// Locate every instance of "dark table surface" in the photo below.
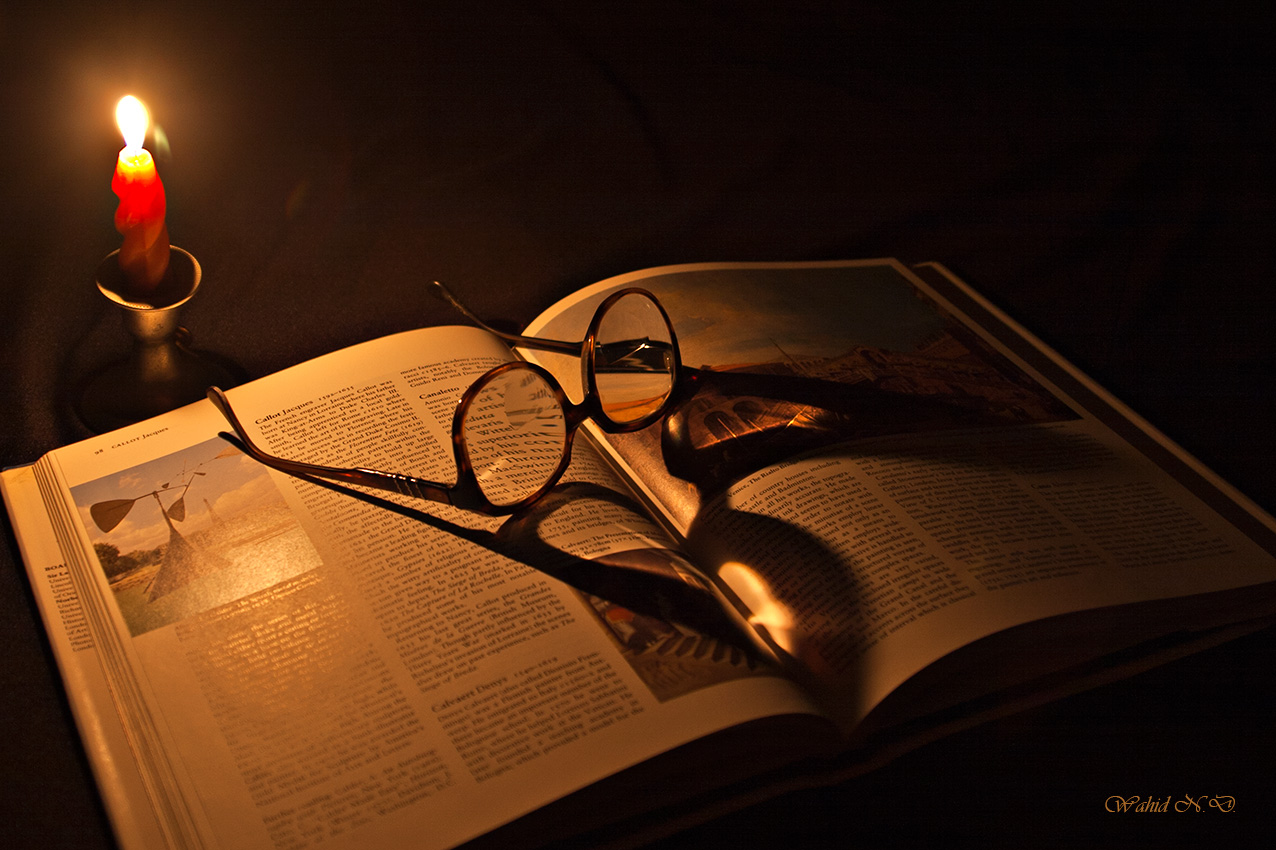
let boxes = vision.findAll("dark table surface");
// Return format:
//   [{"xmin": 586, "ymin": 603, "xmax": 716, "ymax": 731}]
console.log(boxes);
[{"xmin": 4, "ymin": 2, "xmax": 1275, "ymax": 848}]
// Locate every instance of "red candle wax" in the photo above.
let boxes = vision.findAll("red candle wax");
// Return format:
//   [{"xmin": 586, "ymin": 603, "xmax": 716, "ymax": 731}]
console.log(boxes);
[{"xmin": 112, "ymin": 96, "xmax": 170, "ymax": 294}]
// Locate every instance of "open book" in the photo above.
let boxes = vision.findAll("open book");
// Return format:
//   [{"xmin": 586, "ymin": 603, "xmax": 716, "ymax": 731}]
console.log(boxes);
[{"xmin": 6, "ymin": 259, "xmax": 1276, "ymax": 850}]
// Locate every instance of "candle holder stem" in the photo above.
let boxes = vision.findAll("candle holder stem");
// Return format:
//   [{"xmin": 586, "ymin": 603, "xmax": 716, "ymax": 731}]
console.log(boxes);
[{"xmin": 78, "ymin": 247, "xmax": 243, "ymax": 433}]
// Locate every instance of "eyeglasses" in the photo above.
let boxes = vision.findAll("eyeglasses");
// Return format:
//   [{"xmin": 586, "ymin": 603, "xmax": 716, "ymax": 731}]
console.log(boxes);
[{"xmin": 207, "ymin": 283, "xmax": 681, "ymax": 515}]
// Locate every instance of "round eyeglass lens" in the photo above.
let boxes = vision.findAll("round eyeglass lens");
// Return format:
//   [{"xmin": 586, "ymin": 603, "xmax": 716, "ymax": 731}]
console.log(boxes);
[
  {"xmin": 591, "ymin": 292, "xmax": 675, "ymax": 426},
  {"xmin": 462, "ymin": 366, "xmax": 567, "ymax": 507}
]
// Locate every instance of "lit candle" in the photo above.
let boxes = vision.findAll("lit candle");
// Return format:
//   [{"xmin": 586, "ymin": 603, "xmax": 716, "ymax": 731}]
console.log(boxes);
[{"xmin": 112, "ymin": 95, "xmax": 170, "ymax": 294}]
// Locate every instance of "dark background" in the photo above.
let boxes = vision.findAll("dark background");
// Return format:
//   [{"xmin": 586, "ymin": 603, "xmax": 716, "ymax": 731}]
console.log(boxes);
[{"xmin": 3, "ymin": 1, "xmax": 1274, "ymax": 847}]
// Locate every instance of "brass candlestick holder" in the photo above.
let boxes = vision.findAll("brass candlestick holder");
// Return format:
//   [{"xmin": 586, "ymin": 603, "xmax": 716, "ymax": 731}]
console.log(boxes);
[{"xmin": 77, "ymin": 246, "xmax": 242, "ymax": 433}]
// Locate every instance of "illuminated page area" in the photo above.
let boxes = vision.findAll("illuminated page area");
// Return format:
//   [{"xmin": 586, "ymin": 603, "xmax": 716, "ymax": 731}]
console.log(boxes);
[{"xmin": 47, "ymin": 325, "xmax": 823, "ymax": 850}]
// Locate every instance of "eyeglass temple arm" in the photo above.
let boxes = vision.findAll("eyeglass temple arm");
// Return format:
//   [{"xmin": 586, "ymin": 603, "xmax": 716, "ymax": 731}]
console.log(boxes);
[
  {"xmin": 206, "ymin": 387, "xmax": 455, "ymax": 507},
  {"xmin": 429, "ymin": 280, "xmax": 582, "ymax": 357}
]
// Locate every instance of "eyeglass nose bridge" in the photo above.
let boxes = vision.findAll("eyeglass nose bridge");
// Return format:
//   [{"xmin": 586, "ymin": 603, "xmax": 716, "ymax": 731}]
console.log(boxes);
[{"xmin": 433, "ymin": 281, "xmax": 681, "ymax": 436}]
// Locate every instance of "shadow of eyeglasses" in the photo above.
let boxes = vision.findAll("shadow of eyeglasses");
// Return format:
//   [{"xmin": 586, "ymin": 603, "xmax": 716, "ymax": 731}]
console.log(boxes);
[{"xmin": 661, "ymin": 365, "xmax": 1055, "ymax": 494}]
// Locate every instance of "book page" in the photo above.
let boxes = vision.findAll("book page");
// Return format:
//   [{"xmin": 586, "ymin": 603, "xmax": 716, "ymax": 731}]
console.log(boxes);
[
  {"xmin": 29, "ymin": 324, "xmax": 826, "ymax": 850},
  {"xmin": 693, "ymin": 423, "xmax": 1276, "ymax": 728},
  {"xmin": 523, "ymin": 260, "xmax": 1276, "ymax": 732},
  {"xmin": 0, "ymin": 465, "xmax": 168, "ymax": 850}
]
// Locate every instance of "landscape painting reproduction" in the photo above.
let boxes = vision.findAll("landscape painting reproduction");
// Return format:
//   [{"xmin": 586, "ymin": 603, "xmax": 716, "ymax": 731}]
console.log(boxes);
[
  {"xmin": 577, "ymin": 264, "xmax": 1079, "ymax": 497},
  {"xmin": 71, "ymin": 437, "xmax": 324, "ymax": 636}
]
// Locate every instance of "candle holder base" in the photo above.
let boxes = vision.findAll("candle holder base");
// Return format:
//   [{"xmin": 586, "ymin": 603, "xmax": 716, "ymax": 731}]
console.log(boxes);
[{"xmin": 77, "ymin": 247, "xmax": 244, "ymax": 433}]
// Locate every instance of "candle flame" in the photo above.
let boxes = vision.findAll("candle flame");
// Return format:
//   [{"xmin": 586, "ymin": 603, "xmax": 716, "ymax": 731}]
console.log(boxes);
[{"xmin": 116, "ymin": 96, "xmax": 149, "ymax": 151}]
